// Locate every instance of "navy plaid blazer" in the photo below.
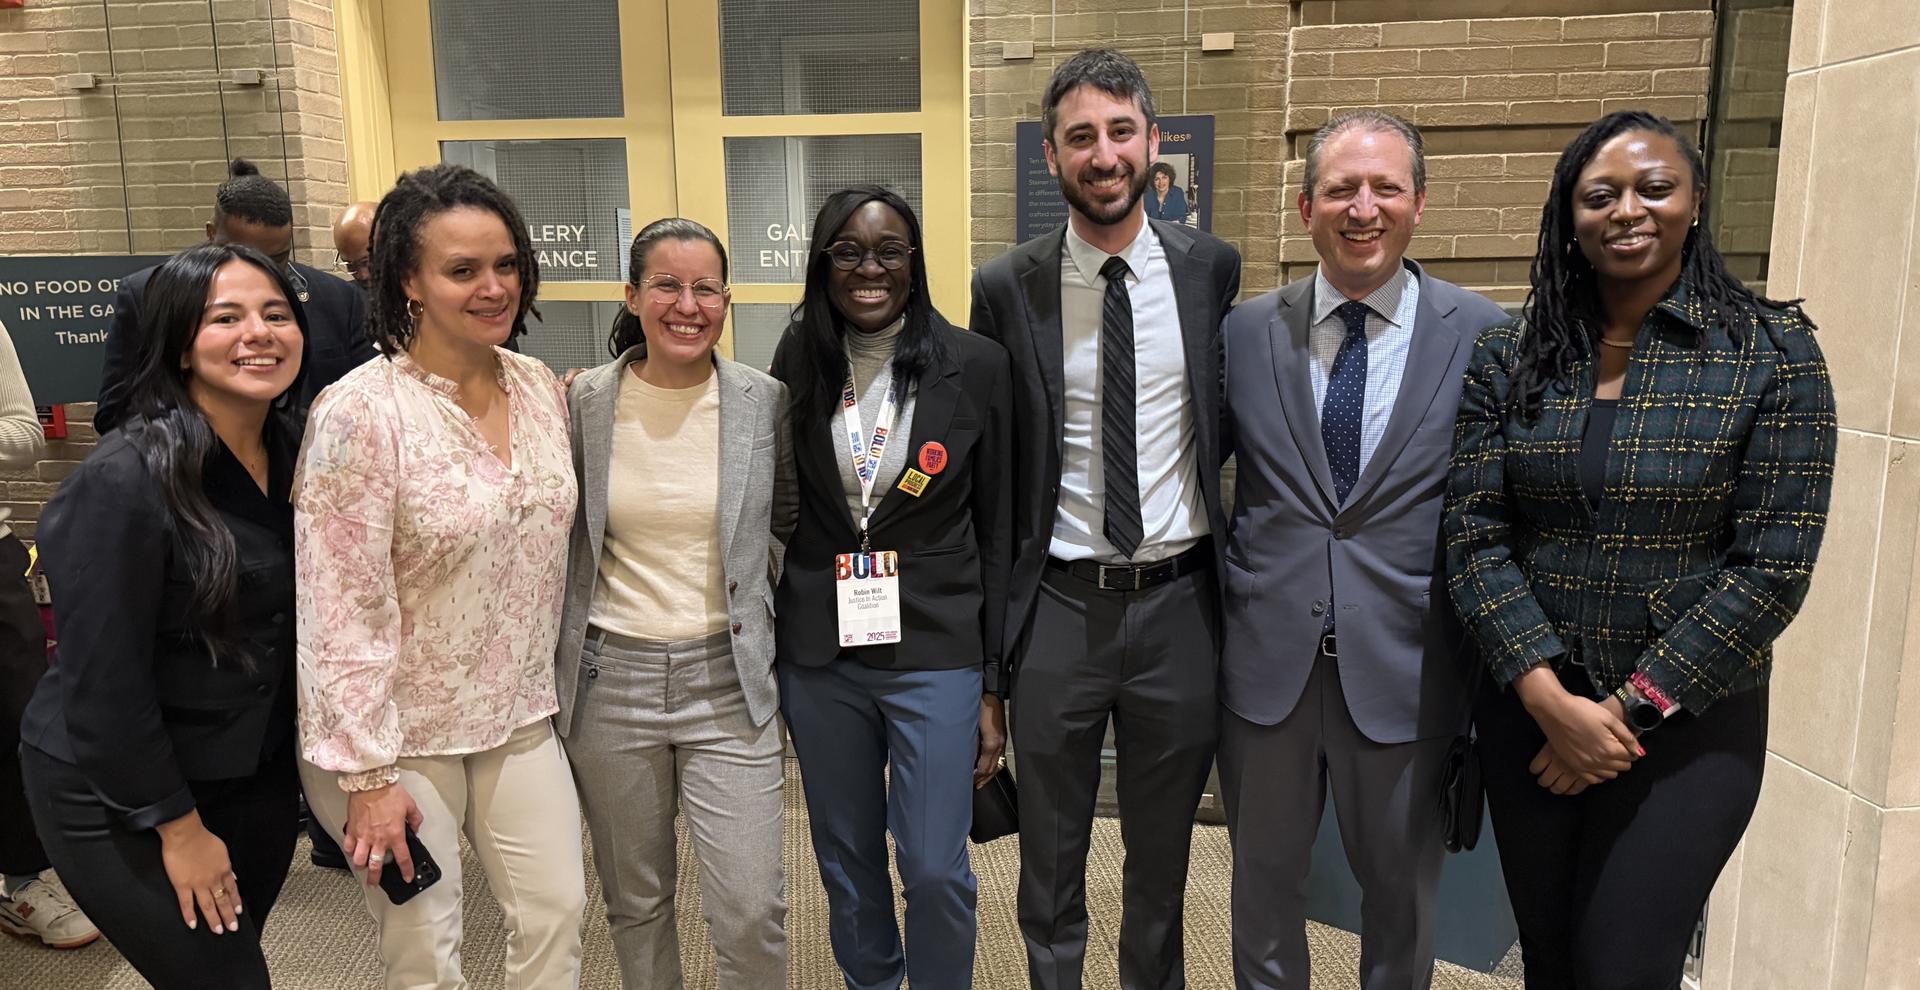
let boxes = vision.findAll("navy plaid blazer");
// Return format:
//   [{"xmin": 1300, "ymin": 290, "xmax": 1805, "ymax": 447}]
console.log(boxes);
[{"xmin": 1443, "ymin": 280, "xmax": 1837, "ymax": 713}]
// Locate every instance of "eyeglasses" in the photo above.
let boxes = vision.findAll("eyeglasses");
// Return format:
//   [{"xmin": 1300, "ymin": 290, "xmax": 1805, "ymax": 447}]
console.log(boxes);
[
  {"xmin": 334, "ymin": 253, "xmax": 371, "ymax": 278},
  {"xmin": 823, "ymin": 242, "xmax": 914, "ymax": 271},
  {"xmin": 641, "ymin": 275, "xmax": 729, "ymax": 309}
]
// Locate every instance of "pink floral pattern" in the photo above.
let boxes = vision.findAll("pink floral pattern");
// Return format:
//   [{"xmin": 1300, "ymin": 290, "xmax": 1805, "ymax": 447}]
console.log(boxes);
[{"xmin": 295, "ymin": 349, "xmax": 576, "ymax": 790}]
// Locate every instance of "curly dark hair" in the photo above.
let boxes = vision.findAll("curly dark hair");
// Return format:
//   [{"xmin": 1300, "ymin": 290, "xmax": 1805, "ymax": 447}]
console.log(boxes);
[
  {"xmin": 1511, "ymin": 110, "xmax": 1802, "ymax": 421},
  {"xmin": 1148, "ymin": 161, "xmax": 1176, "ymax": 184},
  {"xmin": 365, "ymin": 164, "xmax": 539, "ymax": 356},
  {"xmin": 608, "ymin": 217, "xmax": 729, "ymax": 357},
  {"xmin": 1042, "ymin": 48, "xmax": 1157, "ymax": 145},
  {"xmin": 213, "ymin": 158, "xmax": 293, "ymax": 228}
]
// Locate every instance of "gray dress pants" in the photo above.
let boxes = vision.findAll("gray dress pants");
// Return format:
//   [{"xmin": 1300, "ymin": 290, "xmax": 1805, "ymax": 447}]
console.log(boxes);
[{"xmin": 564, "ymin": 628, "xmax": 787, "ymax": 990}]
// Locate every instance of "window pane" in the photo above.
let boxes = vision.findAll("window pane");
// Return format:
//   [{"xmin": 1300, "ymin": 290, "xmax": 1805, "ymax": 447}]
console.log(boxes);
[
  {"xmin": 522, "ymin": 301, "xmax": 624, "ymax": 376},
  {"xmin": 432, "ymin": 0, "xmax": 622, "ymax": 120},
  {"xmin": 442, "ymin": 139, "xmax": 630, "ymax": 284},
  {"xmin": 729, "ymin": 302, "xmax": 796, "ymax": 372},
  {"xmin": 719, "ymin": 0, "xmax": 918, "ymax": 116},
  {"xmin": 723, "ymin": 135, "xmax": 922, "ymax": 284}
]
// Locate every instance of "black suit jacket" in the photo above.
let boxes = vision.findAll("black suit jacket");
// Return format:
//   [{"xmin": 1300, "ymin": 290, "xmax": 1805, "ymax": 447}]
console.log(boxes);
[
  {"xmin": 769, "ymin": 316, "xmax": 1015, "ymax": 695},
  {"xmin": 969, "ymin": 220, "xmax": 1241, "ymax": 666},
  {"xmin": 94, "ymin": 260, "xmax": 374, "ymax": 433},
  {"xmin": 19, "ymin": 428, "xmax": 298, "ymax": 830}
]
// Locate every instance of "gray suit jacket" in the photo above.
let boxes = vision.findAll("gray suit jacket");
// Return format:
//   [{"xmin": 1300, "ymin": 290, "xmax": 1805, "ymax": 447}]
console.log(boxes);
[
  {"xmin": 553, "ymin": 346, "xmax": 797, "ymax": 735},
  {"xmin": 1220, "ymin": 259, "xmax": 1507, "ymax": 744}
]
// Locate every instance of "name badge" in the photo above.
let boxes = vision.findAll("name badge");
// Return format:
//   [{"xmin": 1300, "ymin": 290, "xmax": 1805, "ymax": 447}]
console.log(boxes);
[{"xmin": 836, "ymin": 550, "xmax": 903, "ymax": 647}]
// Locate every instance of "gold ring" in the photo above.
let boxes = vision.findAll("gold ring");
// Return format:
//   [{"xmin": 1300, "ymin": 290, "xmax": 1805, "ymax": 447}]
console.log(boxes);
[{"xmin": 213, "ymin": 887, "xmax": 228, "ymax": 899}]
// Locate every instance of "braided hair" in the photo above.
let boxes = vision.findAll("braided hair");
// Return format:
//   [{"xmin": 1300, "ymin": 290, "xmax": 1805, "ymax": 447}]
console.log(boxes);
[
  {"xmin": 1512, "ymin": 110, "xmax": 1802, "ymax": 421},
  {"xmin": 213, "ymin": 158, "xmax": 293, "ymax": 228},
  {"xmin": 364, "ymin": 164, "xmax": 539, "ymax": 356}
]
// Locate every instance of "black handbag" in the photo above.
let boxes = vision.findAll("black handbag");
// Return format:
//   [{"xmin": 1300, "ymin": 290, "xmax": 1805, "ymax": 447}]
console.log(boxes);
[
  {"xmin": 970, "ymin": 763, "xmax": 1019, "ymax": 844},
  {"xmin": 1440, "ymin": 653, "xmax": 1487, "ymax": 854}
]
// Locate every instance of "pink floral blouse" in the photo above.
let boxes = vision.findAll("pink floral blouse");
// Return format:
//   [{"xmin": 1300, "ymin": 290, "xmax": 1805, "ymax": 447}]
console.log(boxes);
[{"xmin": 294, "ymin": 349, "xmax": 576, "ymax": 791}]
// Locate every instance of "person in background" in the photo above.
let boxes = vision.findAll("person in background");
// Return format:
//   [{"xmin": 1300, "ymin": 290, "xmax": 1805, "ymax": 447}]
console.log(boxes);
[
  {"xmin": 970, "ymin": 49, "xmax": 1240, "ymax": 990},
  {"xmin": 96, "ymin": 159, "xmax": 374, "ymax": 434},
  {"xmin": 18, "ymin": 242, "xmax": 310, "ymax": 988},
  {"xmin": 1216, "ymin": 109, "xmax": 1507, "ymax": 990},
  {"xmin": 1445, "ymin": 110, "xmax": 1837, "ymax": 989},
  {"xmin": 1143, "ymin": 161, "xmax": 1188, "ymax": 224},
  {"xmin": 331, "ymin": 201, "xmax": 378, "ymax": 290},
  {"xmin": 0, "ymin": 318, "xmax": 100, "ymax": 951},
  {"xmin": 771, "ymin": 185, "xmax": 1012, "ymax": 990},
  {"xmin": 555, "ymin": 217, "xmax": 795, "ymax": 989},
  {"xmin": 294, "ymin": 163, "xmax": 585, "ymax": 990}
]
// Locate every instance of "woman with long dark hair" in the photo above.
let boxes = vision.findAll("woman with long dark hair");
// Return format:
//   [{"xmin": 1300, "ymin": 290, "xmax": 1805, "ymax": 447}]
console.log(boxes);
[
  {"xmin": 18, "ymin": 242, "xmax": 309, "ymax": 988},
  {"xmin": 1444, "ymin": 111, "xmax": 1837, "ymax": 988},
  {"xmin": 294, "ymin": 163, "xmax": 585, "ymax": 989},
  {"xmin": 770, "ymin": 186, "xmax": 1013, "ymax": 989},
  {"xmin": 553, "ymin": 217, "xmax": 795, "ymax": 988}
]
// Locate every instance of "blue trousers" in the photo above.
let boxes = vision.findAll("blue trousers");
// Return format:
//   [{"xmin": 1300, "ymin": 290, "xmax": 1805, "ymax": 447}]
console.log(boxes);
[{"xmin": 779, "ymin": 660, "xmax": 981, "ymax": 990}]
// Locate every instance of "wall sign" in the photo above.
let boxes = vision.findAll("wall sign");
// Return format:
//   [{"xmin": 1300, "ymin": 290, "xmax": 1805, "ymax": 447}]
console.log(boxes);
[
  {"xmin": 1016, "ymin": 114, "xmax": 1216, "ymax": 242},
  {"xmin": 0, "ymin": 255, "xmax": 167, "ymax": 404}
]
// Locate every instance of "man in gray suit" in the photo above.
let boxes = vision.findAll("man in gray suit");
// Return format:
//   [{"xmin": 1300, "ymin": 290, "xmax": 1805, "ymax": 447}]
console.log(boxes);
[{"xmin": 1217, "ymin": 110, "xmax": 1507, "ymax": 990}]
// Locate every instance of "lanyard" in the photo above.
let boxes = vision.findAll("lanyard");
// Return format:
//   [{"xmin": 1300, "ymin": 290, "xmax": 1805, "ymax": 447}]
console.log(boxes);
[{"xmin": 843, "ymin": 363, "xmax": 902, "ymax": 551}]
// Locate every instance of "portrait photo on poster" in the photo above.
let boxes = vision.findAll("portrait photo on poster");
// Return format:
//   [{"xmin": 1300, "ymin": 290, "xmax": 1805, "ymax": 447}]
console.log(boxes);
[{"xmin": 1015, "ymin": 114, "xmax": 1215, "ymax": 242}]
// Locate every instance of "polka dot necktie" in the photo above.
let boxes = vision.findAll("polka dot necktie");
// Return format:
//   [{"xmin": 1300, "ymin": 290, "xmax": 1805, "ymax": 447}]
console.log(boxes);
[
  {"xmin": 1322, "ymin": 300, "xmax": 1370, "ymax": 504},
  {"xmin": 1099, "ymin": 255, "xmax": 1143, "ymax": 559}
]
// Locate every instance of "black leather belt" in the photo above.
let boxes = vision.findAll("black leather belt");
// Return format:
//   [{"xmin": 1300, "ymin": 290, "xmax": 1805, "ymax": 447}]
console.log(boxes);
[
  {"xmin": 1320, "ymin": 633, "xmax": 1338, "ymax": 658},
  {"xmin": 1046, "ymin": 542, "xmax": 1210, "ymax": 593}
]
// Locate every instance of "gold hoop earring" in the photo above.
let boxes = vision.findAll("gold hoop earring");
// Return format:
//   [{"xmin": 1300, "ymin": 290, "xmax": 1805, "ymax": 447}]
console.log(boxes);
[{"xmin": 405, "ymin": 298, "xmax": 424, "ymax": 326}]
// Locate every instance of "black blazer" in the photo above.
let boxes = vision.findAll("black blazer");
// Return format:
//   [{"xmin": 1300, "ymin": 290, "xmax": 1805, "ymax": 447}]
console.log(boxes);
[
  {"xmin": 95, "ymin": 260, "xmax": 375, "ymax": 434},
  {"xmin": 769, "ymin": 316, "xmax": 1015, "ymax": 695},
  {"xmin": 18, "ymin": 428, "xmax": 298, "ymax": 831},
  {"xmin": 969, "ymin": 220, "xmax": 1241, "ymax": 664}
]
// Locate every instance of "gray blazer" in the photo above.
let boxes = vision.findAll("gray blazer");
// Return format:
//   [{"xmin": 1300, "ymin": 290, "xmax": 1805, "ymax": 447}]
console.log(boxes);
[
  {"xmin": 553, "ymin": 345, "xmax": 797, "ymax": 735},
  {"xmin": 1220, "ymin": 259, "xmax": 1508, "ymax": 744}
]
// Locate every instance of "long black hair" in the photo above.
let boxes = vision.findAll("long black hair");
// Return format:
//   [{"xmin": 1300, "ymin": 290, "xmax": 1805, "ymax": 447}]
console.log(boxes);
[
  {"xmin": 365, "ymin": 164, "xmax": 539, "ymax": 356},
  {"xmin": 608, "ymin": 217, "xmax": 729, "ymax": 357},
  {"xmin": 780, "ymin": 186, "xmax": 945, "ymax": 431},
  {"xmin": 1513, "ymin": 110, "xmax": 1802, "ymax": 421},
  {"xmin": 119, "ymin": 242, "xmax": 311, "ymax": 670}
]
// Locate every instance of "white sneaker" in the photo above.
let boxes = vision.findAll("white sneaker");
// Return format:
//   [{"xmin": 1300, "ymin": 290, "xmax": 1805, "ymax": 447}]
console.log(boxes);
[{"xmin": 0, "ymin": 872, "xmax": 101, "ymax": 949}]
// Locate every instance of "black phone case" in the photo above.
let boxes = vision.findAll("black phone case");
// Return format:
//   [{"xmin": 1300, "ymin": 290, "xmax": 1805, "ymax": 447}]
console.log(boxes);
[{"xmin": 371, "ymin": 825, "xmax": 441, "ymax": 906}]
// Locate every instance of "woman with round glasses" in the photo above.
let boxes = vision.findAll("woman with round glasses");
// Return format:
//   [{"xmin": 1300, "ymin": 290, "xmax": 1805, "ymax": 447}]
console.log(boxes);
[
  {"xmin": 769, "ymin": 186, "xmax": 1013, "ymax": 989},
  {"xmin": 554, "ymin": 218, "xmax": 796, "ymax": 989}
]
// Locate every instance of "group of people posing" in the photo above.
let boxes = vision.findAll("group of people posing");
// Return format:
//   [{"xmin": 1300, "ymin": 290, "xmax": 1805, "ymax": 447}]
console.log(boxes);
[{"xmin": 7, "ymin": 46, "xmax": 1833, "ymax": 990}]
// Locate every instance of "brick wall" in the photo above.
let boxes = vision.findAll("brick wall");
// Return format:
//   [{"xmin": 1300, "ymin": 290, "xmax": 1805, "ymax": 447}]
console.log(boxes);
[
  {"xmin": 0, "ymin": 0, "xmax": 347, "ymax": 537},
  {"xmin": 968, "ymin": 1, "xmax": 1720, "ymax": 306},
  {"xmin": 1708, "ymin": 1, "xmax": 1790, "ymax": 286}
]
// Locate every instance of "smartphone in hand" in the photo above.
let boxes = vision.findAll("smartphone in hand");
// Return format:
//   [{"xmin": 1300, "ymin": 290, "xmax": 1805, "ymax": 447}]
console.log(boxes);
[{"xmin": 351, "ymin": 823, "xmax": 442, "ymax": 905}]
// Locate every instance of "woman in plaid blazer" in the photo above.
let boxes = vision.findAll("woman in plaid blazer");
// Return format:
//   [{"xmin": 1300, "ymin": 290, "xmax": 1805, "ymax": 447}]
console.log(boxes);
[{"xmin": 1444, "ymin": 111, "xmax": 1836, "ymax": 989}]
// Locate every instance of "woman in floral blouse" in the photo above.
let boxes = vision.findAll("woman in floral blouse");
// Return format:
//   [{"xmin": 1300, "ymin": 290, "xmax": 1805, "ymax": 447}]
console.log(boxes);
[{"xmin": 293, "ymin": 164, "xmax": 584, "ymax": 989}]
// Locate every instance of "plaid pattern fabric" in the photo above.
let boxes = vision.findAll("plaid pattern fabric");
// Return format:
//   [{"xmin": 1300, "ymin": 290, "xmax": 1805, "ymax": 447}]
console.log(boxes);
[{"xmin": 1443, "ymin": 280, "xmax": 1837, "ymax": 713}]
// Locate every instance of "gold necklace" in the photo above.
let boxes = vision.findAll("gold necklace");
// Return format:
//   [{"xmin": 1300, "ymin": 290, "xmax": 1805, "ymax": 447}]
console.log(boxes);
[{"xmin": 1598, "ymin": 336, "xmax": 1636, "ymax": 349}]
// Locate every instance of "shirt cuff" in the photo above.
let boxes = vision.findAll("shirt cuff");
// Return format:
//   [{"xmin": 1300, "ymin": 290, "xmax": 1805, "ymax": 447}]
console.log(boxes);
[
  {"xmin": 338, "ymin": 765, "xmax": 401, "ymax": 793},
  {"xmin": 120, "ymin": 786, "xmax": 199, "ymax": 833}
]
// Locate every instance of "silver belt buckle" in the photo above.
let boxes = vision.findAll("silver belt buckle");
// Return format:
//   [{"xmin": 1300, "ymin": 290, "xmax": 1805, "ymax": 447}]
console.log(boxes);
[
  {"xmin": 1097, "ymin": 564, "xmax": 1139, "ymax": 592},
  {"xmin": 1320, "ymin": 633, "xmax": 1338, "ymax": 657}
]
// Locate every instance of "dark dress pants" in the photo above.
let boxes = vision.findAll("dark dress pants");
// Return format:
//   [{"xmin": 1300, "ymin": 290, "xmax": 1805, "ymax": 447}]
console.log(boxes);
[
  {"xmin": 1012, "ymin": 563, "xmax": 1219, "ymax": 990},
  {"xmin": 781, "ymin": 660, "xmax": 981, "ymax": 990},
  {"xmin": 1477, "ymin": 669, "xmax": 1766, "ymax": 990},
  {"xmin": 0, "ymin": 532, "xmax": 50, "ymax": 878},
  {"xmin": 21, "ymin": 743, "xmax": 299, "ymax": 989},
  {"xmin": 1219, "ymin": 650, "xmax": 1451, "ymax": 990}
]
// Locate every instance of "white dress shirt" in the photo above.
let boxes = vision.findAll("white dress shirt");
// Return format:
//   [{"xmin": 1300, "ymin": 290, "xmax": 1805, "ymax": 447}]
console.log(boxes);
[
  {"xmin": 1308, "ymin": 262, "xmax": 1421, "ymax": 484},
  {"xmin": 1052, "ymin": 219, "xmax": 1208, "ymax": 563}
]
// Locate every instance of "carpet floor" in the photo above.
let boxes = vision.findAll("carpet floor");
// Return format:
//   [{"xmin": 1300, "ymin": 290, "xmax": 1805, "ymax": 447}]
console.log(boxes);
[{"xmin": 2, "ymin": 760, "xmax": 1524, "ymax": 989}]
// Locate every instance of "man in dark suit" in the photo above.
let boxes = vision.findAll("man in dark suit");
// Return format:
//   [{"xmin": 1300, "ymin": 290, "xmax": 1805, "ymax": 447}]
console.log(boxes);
[
  {"xmin": 1217, "ymin": 110, "xmax": 1507, "ymax": 990},
  {"xmin": 970, "ymin": 49, "xmax": 1240, "ymax": 990},
  {"xmin": 94, "ymin": 159, "xmax": 374, "ymax": 434}
]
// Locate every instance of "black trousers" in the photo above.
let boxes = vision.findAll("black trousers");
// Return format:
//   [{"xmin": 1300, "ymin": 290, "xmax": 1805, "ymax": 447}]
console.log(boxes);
[
  {"xmin": 0, "ymin": 532, "xmax": 50, "ymax": 878},
  {"xmin": 20, "ymin": 744, "xmax": 299, "ymax": 989},
  {"xmin": 1476, "ymin": 669, "xmax": 1766, "ymax": 990},
  {"xmin": 1012, "ymin": 562, "xmax": 1219, "ymax": 990}
]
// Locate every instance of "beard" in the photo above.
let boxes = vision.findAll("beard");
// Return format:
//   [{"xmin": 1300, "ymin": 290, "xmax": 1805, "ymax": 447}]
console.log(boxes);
[{"xmin": 1058, "ymin": 161, "xmax": 1148, "ymax": 227}]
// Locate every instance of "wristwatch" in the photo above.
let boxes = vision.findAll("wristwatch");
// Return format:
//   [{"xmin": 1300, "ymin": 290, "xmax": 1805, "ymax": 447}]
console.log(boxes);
[{"xmin": 1613, "ymin": 684, "xmax": 1665, "ymax": 737}]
